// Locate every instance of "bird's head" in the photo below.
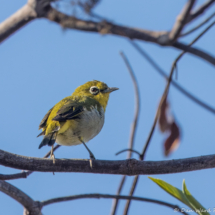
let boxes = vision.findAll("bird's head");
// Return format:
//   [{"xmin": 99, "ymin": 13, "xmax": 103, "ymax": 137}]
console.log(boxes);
[{"xmin": 72, "ymin": 80, "xmax": 118, "ymax": 111}]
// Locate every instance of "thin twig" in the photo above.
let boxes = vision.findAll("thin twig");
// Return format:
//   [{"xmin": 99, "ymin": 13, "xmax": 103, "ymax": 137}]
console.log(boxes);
[
  {"xmin": 110, "ymin": 176, "xmax": 126, "ymax": 215},
  {"xmin": 115, "ymin": 149, "xmax": 141, "ymax": 157},
  {"xmin": 169, "ymin": 0, "xmax": 196, "ymax": 42},
  {"xmin": 40, "ymin": 193, "xmax": 188, "ymax": 215},
  {"xmin": 0, "ymin": 145, "xmax": 60, "ymax": 180},
  {"xmin": 123, "ymin": 21, "xmax": 215, "ymax": 215},
  {"xmin": 181, "ymin": 12, "xmax": 215, "ymax": 37},
  {"xmin": 123, "ymin": 176, "xmax": 139, "ymax": 215},
  {"xmin": 120, "ymin": 52, "xmax": 140, "ymax": 159},
  {"xmin": 130, "ymin": 41, "xmax": 215, "ymax": 114},
  {"xmin": 110, "ymin": 52, "xmax": 140, "ymax": 215},
  {"xmin": 187, "ymin": 0, "xmax": 215, "ymax": 23},
  {"xmin": 123, "ymin": 35, "xmax": 177, "ymax": 215}
]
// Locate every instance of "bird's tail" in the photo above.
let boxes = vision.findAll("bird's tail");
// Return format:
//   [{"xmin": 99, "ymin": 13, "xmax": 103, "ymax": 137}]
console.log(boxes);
[{"xmin": 38, "ymin": 132, "xmax": 57, "ymax": 149}]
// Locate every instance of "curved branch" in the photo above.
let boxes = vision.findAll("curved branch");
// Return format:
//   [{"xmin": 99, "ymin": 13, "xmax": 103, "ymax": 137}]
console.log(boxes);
[
  {"xmin": 130, "ymin": 41, "xmax": 215, "ymax": 114},
  {"xmin": 1, "ymin": 149, "xmax": 215, "ymax": 175},
  {"xmin": 40, "ymin": 193, "xmax": 188, "ymax": 215},
  {"xmin": 1, "ymin": 3, "xmax": 215, "ymax": 65},
  {"xmin": 123, "ymin": 23, "xmax": 215, "ymax": 214},
  {"xmin": 115, "ymin": 149, "xmax": 141, "ymax": 157},
  {"xmin": 46, "ymin": 7, "xmax": 215, "ymax": 66},
  {"xmin": 120, "ymin": 52, "xmax": 140, "ymax": 159},
  {"xmin": 0, "ymin": 180, "xmax": 42, "ymax": 215},
  {"xmin": 111, "ymin": 52, "xmax": 140, "ymax": 215}
]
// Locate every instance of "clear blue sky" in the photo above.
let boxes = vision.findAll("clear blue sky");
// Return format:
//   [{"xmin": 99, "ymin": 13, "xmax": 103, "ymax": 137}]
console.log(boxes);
[{"xmin": 1, "ymin": 0, "xmax": 215, "ymax": 214}]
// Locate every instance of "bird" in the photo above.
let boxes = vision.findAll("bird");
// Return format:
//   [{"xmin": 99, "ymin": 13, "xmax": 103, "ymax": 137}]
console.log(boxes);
[{"xmin": 37, "ymin": 80, "xmax": 118, "ymax": 164}]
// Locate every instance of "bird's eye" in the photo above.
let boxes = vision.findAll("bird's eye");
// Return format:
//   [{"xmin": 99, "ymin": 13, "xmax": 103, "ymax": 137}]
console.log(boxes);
[{"xmin": 90, "ymin": 86, "xmax": 99, "ymax": 95}]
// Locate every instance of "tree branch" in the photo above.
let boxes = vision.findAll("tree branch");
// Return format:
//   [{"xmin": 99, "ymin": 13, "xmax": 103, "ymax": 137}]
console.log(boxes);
[
  {"xmin": 40, "ymin": 193, "xmax": 188, "ymax": 215},
  {"xmin": 123, "ymin": 22, "xmax": 215, "ymax": 214},
  {"xmin": 0, "ymin": 2, "xmax": 36, "ymax": 43},
  {"xmin": 169, "ymin": 0, "xmax": 196, "ymax": 42},
  {"xmin": 0, "ymin": 180, "xmax": 42, "ymax": 215},
  {"xmin": 187, "ymin": 0, "xmax": 215, "ymax": 23},
  {"xmin": 0, "ymin": 145, "xmax": 60, "ymax": 180},
  {"xmin": 1, "ymin": 149, "xmax": 215, "ymax": 175},
  {"xmin": 46, "ymin": 7, "xmax": 215, "ymax": 66},
  {"xmin": 120, "ymin": 52, "xmax": 140, "ymax": 159},
  {"xmin": 181, "ymin": 12, "xmax": 215, "ymax": 37},
  {"xmin": 110, "ymin": 52, "xmax": 141, "ymax": 215},
  {"xmin": 130, "ymin": 41, "xmax": 215, "ymax": 115},
  {"xmin": 1, "ymin": 2, "xmax": 214, "ymax": 66}
]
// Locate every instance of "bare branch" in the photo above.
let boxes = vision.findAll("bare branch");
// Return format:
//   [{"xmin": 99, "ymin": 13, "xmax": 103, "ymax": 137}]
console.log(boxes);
[
  {"xmin": 0, "ymin": 172, "xmax": 30, "ymax": 180},
  {"xmin": 1, "ymin": 149, "xmax": 215, "ymax": 175},
  {"xmin": 115, "ymin": 149, "xmax": 141, "ymax": 157},
  {"xmin": 110, "ymin": 176, "xmax": 126, "ymax": 215},
  {"xmin": 169, "ymin": 0, "xmax": 196, "ymax": 42},
  {"xmin": 1, "ymin": 3, "xmax": 215, "ymax": 65},
  {"xmin": 130, "ymin": 41, "xmax": 215, "ymax": 114},
  {"xmin": 123, "ymin": 21, "xmax": 215, "ymax": 214},
  {"xmin": 0, "ymin": 180, "xmax": 42, "ymax": 215},
  {"xmin": 46, "ymin": 7, "xmax": 215, "ymax": 66},
  {"xmin": 120, "ymin": 52, "xmax": 140, "ymax": 159},
  {"xmin": 187, "ymin": 0, "xmax": 215, "ymax": 23},
  {"xmin": 172, "ymin": 41, "xmax": 215, "ymax": 66},
  {"xmin": 123, "ymin": 25, "xmax": 178, "ymax": 214},
  {"xmin": 110, "ymin": 52, "xmax": 140, "ymax": 215},
  {"xmin": 123, "ymin": 175, "xmax": 139, "ymax": 215},
  {"xmin": 0, "ymin": 145, "xmax": 60, "ymax": 180},
  {"xmin": 40, "ymin": 193, "xmax": 188, "ymax": 215},
  {"xmin": 0, "ymin": 3, "xmax": 36, "ymax": 43},
  {"xmin": 181, "ymin": 12, "xmax": 215, "ymax": 37}
]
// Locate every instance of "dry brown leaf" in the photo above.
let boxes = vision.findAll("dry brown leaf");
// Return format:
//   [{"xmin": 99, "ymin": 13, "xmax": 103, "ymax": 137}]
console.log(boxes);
[
  {"xmin": 158, "ymin": 98, "xmax": 171, "ymax": 132},
  {"xmin": 164, "ymin": 122, "xmax": 180, "ymax": 156},
  {"xmin": 158, "ymin": 98, "xmax": 181, "ymax": 156}
]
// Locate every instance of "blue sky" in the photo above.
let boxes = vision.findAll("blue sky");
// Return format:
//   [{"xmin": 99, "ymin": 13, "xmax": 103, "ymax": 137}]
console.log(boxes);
[{"xmin": 0, "ymin": 0, "xmax": 215, "ymax": 214}]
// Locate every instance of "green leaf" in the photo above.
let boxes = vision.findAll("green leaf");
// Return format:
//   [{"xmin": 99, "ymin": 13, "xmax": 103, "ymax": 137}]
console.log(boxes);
[
  {"xmin": 182, "ymin": 180, "xmax": 209, "ymax": 215},
  {"xmin": 148, "ymin": 177, "xmax": 191, "ymax": 207}
]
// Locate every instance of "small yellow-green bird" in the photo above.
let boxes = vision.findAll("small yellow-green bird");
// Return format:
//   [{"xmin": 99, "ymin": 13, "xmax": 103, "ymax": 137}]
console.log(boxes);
[{"xmin": 37, "ymin": 80, "xmax": 118, "ymax": 163}]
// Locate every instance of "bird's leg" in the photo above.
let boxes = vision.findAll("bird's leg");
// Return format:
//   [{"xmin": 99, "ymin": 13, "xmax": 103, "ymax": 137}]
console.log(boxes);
[
  {"xmin": 79, "ymin": 137, "xmax": 95, "ymax": 168},
  {"xmin": 50, "ymin": 145, "xmax": 55, "ymax": 164}
]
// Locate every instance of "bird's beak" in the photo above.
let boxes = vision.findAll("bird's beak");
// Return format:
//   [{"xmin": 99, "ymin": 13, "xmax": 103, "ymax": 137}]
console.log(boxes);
[{"xmin": 103, "ymin": 87, "xmax": 119, "ymax": 93}]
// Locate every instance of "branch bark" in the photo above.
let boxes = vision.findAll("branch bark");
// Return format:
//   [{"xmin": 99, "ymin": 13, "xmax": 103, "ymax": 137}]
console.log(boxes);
[
  {"xmin": 0, "ymin": 145, "xmax": 60, "ymax": 180},
  {"xmin": 0, "ymin": 3, "xmax": 36, "ymax": 43},
  {"xmin": 187, "ymin": 0, "xmax": 215, "ymax": 23},
  {"xmin": 0, "ymin": 180, "xmax": 42, "ymax": 215},
  {"xmin": 1, "ymin": 149, "xmax": 215, "ymax": 175},
  {"xmin": 169, "ymin": 0, "xmax": 195, "ymax": 42},
  {"xmin": 1, "ymin": 2, "xmax": 214, "ymax": 66},
  {"xmin": 40, "ymin": 193, "xmax": 188, "ymax": 215},
  {"xmin": 110, "ymin": 52, "xmax": 140, "ymax": 215}
]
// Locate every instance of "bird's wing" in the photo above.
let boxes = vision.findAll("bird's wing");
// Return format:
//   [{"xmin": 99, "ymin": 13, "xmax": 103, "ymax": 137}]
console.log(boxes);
[
  {"xmin": 38, "ymin": 107, "xmax": 54, "ymax": 129},
  {"xmin": 52, "ymin": 101, "xmax": 84, "ymax": 122}
]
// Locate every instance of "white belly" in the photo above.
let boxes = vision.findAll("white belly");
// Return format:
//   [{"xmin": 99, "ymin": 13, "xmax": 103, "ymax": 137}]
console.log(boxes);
[{"xmin": 56, "ymin": 106, "xmax": 104, "ymax": 146}]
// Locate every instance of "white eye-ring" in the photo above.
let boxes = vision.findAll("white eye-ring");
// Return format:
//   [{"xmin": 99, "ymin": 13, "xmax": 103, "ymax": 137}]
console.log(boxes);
[{"xmin": 90, "ymin": 86, "xmax": 99, "ymax": 95}]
